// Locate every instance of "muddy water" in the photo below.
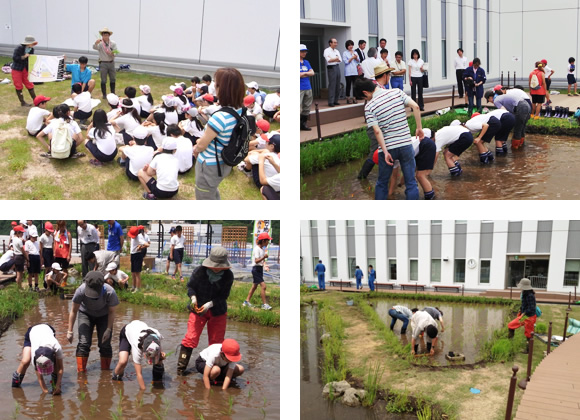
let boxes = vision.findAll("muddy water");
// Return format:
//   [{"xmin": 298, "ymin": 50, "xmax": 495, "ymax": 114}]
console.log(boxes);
[
  {"xmin": 300, "ymin": 305, "xmax": 415, "ymax": 420},
  {"xmin": 374, "ymin": 300, "xmax": 508, "ymax": 365},
  {"xmin": 0, "ymin": 297, "xmax": 279, "ymax": 419},
  {"xmin": 301, "ymin": 134, "xmax": 580, "ymax": 200}
]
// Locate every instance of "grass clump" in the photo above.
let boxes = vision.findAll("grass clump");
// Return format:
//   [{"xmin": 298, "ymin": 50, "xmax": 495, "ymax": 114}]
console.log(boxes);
[
  {"xmin": 481, "ymin": 328, "xmax": 526, "ymax": 362},
  {"xmin": 318, "ymin": 304, "xmax": 347, "ymax": 383},
  {"xmin": 385, "ymin": 389, "xmax": 413, "ymax": 413},
  {"xmin": 0, "ymin": 139, "xmax": 31, "ymax": 172},
  {"xmin": 0, "ymin": 285, "xmax": 39, "ymax": 320},
  {"xmin": 363, "ymin": 361, "xmax": 384, "ymax": 406},
  {"xmin": 535, "ymin": 322, "xmax": 547, "ymax": 334},
  {"xmin": 365, "ymin": 291, "xmax": 517, "ymax": 306}
]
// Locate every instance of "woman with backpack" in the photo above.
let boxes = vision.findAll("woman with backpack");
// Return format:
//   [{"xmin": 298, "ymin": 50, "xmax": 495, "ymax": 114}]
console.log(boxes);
[
  {"xmin": 36, "ymin": 104, "xmax": 84, "ymax": 158},
  {"xmin": 529, "ymin": 62, "xmax": 547, "ymax": 120},
  {"xmin": 193, "ymin": 67, "xmax": 247, "ymax": 200},
  {"xmin": 507, "ymin": 278, "xmax": 537, "ymax": 354}
]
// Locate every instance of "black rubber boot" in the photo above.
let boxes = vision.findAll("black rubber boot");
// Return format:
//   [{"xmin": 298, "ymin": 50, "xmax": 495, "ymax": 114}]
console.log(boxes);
[
  {"xmin": 101, "ymin": 82, "xmax": 107, "ymax": 98},
  {"xmin": 110, "ymin": 82, "xmax": 116, "ymax": 94},
  {"xmin": 112, "ymin": 373, "xmax": 124, "ymax": 381},
  {"xmin": 12, "ymin": 371, "xmax": 24, "ymax": 388},
  {"xmin": 414, "ymin": 344, "xmax": 419, "ymax": 354},
  {"xmin": 508, "ymin": 328, "xmax": 515, "ymax": 339},
  {"xmin": 426, "ymin": 342, "xmax": 432, "ymax": 353},
  {"xmin": 300, "ymin": 115, "xmax": 312, "ymax": 131},
  {"xmin": 400, "ymin": 328, "xmax": 407, "ymax": 334},
  {"xmin": 357, "ymin": 159, "xmax": 375, "ymax": 179},
  {"xmin": 152, "ymin": 363, "xmax": 164, "ymax": 382},
  {"xmin": 27, "ymin": 87, "xmax": 36, "ymax": 101},
  {"xmin": 176, "ymin": 345, "xmax": 193, "ymax": 376},
  {"xmin": 16, "ymin": 89, "xmax": 30, "ymax": 106}
]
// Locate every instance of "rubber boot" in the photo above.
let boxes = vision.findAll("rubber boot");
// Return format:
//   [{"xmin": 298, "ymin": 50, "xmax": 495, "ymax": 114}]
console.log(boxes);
[
  {"xmin": 400, "ymin": 327, "xmax": 407, "ymax": 334},
  {"xmin": 426, "ymin": 342, "xmax": 432, "ymax": 353},
  {"xmin": 424, "ymin": 190, "xmax": 435, "ymax": 200},
  {"xmin": 27, "ymin": 87, "xmax": 36, "ymax": 101},
  {"xmin": 100, "ymin": 357, "xmax": 112, "ymax": 370},
  {"xmin": 110, "ymin": 82, "xmax": 116, "ymax": 94},
  {"xmin": 11, "ymin": 371, "xmax": 24, "ymax": 388},
  {"xmin": 502, "ymin": 142, "xmax": 508, "ymax": 154},
  {"xmin": 520, "ymin": 136, "xmax": 525, "ymax": 147},
  {"xmin": 101, "ymin": 82, "xmax": 107, "ymax": 98},
  {"xmin": 176, "ymin": 345, "xmax": 193, "ymax": 376},
  {"xmin": 16, "ymin": 89, "xmax": 30, "ymax": 107},
  {"xmin": 76, "ymin": 356, "xmax": 88, "ymax": 373},
  {"xmin": 300, "ymin": 115, "xmax": 312, "ymax": 131},
  {"xmin": 563, "ymin": 107, "xmax": 570, "ymax": 118},
  {"xmin": 357, "ymin": 159, "xmax": 375, "ymax": 179},
  {"xmin": 112, "ymin": 372, "xmax": 124, "ymax": 381},
  {"xmin": 414, "ymin": 344, "xmax": 419, "ymax": 354},
  {"xmin": 507, "ymin": 328, "xmax": 515, "ymax": 339}
]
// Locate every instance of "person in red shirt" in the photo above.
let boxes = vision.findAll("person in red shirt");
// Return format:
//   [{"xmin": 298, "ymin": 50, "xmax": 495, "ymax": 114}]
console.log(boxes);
[{"xmin": 529, "ymin": 62, "xmax": 547, "ymax": 119}]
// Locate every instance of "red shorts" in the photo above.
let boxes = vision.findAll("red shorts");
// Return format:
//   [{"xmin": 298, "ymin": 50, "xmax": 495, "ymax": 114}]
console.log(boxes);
[
  {"xmin": 508, "ymin": 314, "xmax": 537, "ymax": 339},
  {"xmin": 12, "ymin": 68, "xmax": 34, "ymax": 90},
  {"xmin": 181, "ymin": 310, "xmax": 227, "ymax": 349}
]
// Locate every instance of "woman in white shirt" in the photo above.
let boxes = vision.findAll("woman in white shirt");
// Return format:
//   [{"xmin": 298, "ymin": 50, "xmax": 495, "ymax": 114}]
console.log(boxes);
[
  {"xmin": 84, "ymin": 109, "xmax": 117, "ymax": 166},
  {"xmin": 454, "ymin": 48, "xmax": 469, "ymax": 104},
  {"xmin": 408, "ymin": 49, "xmax": 425, "ymax": 111},
  {"xmin": 110, "ymin": 99, "xmax": 142, "ymax": 144},
  {"xmin": 342, "ymin": 40, "xmax": 360, "ymax": 104}
]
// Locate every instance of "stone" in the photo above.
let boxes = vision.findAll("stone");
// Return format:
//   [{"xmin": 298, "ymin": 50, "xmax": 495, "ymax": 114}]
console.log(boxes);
[
  {"xmin": 320, "ymin": 333, "xmax": 331, "ymax": 343},
  {"xmin": 322, "ymin": 380, "xmax": 351, "ymax": 397},
  {"xmin": 342, "ymin": 388, "xmax": 361, "ymax": 407},
  {"xmin": 354, "ymin": 388, "xmax": 367, "ymax": 400}
]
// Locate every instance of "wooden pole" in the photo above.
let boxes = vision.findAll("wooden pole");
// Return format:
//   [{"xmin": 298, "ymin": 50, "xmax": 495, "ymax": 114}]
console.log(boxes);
[
  {"xmin": 462, "ymin": 284, "xmax": 464, "ymax": 297},
  {"xmin": 568, "ymin": 292, "xmax": 572, "ymax": 310},
  {"xmin": 547, "ymin": 321, "xmax": 552, "ymax": 355},
  {"xmin": 510, "ymin": 286, "xmax": 512, "ymax": 300},
  {"xmin": 505, "ymin": 366, "xmax": 519, "ymax": 420},
  {"xmin": 514, "ymin": 71, "xmax": 517, "ymax": 86},
  {"xmin": 507, "ymin": 72, "xmax": 510, "ymax": 89},
  {"xmin": 518, "ymin": 338, "xmax": 534, "ymax": 390},
  {"xmin": 452, "ymin": 85, "xmax": 455, "ymax": 109},
  {"xmin": 501, "ymin": 71, "xmax": 504, "ymax": 87},
  {"xmin": 314, "ymin": 102, "xmax": 322, "ymax": 141},
  {"xmin": 563, "ymin": 309, "xmax": 570, "ymax": 342}
]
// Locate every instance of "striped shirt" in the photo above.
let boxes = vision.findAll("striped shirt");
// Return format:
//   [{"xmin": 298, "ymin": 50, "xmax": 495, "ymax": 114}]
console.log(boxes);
[
  {"xmin": 365, "ymin": 88, "xmax": 413, "ymax": 150},
  {"xmin": 198, "ymin": 108, "xmax": 242, "ymax": 166}
]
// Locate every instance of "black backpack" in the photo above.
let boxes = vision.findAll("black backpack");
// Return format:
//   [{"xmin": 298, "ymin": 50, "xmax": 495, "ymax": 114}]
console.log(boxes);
[{"xmin": 214, "ymin": 107, "xmax": 251, "ymax": 176}]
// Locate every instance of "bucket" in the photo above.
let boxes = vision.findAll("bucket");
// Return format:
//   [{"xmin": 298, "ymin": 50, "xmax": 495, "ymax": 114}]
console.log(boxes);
[{"xmin": 346, "ymin": 300, "xmax": 354, "ymax": 306}]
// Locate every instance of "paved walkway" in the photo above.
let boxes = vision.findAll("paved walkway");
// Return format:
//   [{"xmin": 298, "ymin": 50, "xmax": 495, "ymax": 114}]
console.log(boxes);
[{"xmin": 514, "ymin": 332, "xmax": 580, "ymax": 420}]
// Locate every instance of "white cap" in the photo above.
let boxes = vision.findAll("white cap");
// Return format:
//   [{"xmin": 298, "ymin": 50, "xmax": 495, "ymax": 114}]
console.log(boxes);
[
  {"xmin": 162, "ymin": 95, "xmax": 176, "ymax": 107},
  {"xmin": 51, "ymin": 263, "xmax": 62, "ymax": 271},
  {"xmin": 132, "ymin": 126, "xmax": 148, "ymax": 140},
  {"xmin": 106, "ymin": 262, "xmax": 118, "ymax": 271},
  {"xmin": 423, "ymin": 128, "xmax": 432, "ymax": 138},
  {"xmin": 300, "ymin": 44, "xmax": 308, "ymax": 51},
  {"xmin": 246, "ymin": 81, "xmax": 259, "ymax": 90},
  {"xmin": 187, "ymin": 107, "xmax": 199, "ymax": 117},
  {"xmin": 107, "ymin": 93, "xmax": 119, "ymax": 106},
  {"xmin": 30, "ymin": 232, "xmax": 38, "ymax": 238},
  {"xmin": 19, "ymin": 219, "xmax": 26, "ymax": 225},
  {"xmin": 139, "ymin": 85, "xmax": 151, "ymax": 94},
  {"xmin": 162, "ymin": 137, "xmax": 177, "ymax": 150},
  {"xmin": 450, "ymin": 119, "xmax": 461, "ymax": 126}
]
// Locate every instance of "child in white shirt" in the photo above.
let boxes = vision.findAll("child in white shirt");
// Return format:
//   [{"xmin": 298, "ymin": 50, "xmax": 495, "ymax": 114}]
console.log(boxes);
[{"xmin": 26, "ymin": 96, "xmax": 52, "ymax": 136}]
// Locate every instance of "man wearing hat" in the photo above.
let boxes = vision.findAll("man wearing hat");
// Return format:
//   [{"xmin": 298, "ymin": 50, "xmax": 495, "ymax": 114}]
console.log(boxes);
[
  {"xmin": 314, "ymin": 259, "xmax": 326, "ymax": 291},
  {"xmin": 77, "ymin": 221, "xmax": 100, "ymax": 278},
  {"xmin": 177, "ymin": 247, "xmax": 234, "ymax": 376},
  {"xmin": 507, "ymin": 278, "xmax": 537, "ymax": 354},
  {"xmin": 93, "ymin": 27, "xmax": 118, "ymax": 98},
  {"xmin": 45, "ymin": 262, "xmax": 67, "ymax": 292},
  {"xmin": 67, "ymin": 271, "xmax": 119, "ymax": 372},
  {"xmin": 243, "ymin": 233, "xmax": 273, "ymax": 310},
  {"xmin": 12, "ymin": 323, "xmax": 64, "ymax": 394},
  {"xmin": 300, "ymin": 44, "xmax": 314, "ymax": 131},
  {"xmin": 11, "ymin": 35, "xmax": 38, "ymax": 106},
  {"xmin": 196, "ymin": 338, "xmax": 244, "ymax": 390},
  {"xmin": 112, "ymin": 320, "xmax": 166, "ymax": 390}
]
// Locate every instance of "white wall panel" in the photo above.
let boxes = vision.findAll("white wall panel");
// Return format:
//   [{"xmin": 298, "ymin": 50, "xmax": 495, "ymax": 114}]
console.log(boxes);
[
  {"xmin": 88, "ymin": 0, "xmax": 140, "ymax": 56},
  {"xmin": 300, "ymin": 221, "xmax": 314, "ymax": 282},
  {"xmin": 520, "ymin": 220, "xmax": 538, "ymax": 254},
  {"xmin": 547, "ymin": 220, "xmax": 569, "ymax": 292},
  {"xmin": 0, "ymin": 0, "xmax": 14, "ymax": 45},
  {"xmin": 46, "ymin": 0, "xmax": 88, "ymax": 52},
  {"xmin": 11, "ymin": 0, "xmax": 47, "ymax": 48}
]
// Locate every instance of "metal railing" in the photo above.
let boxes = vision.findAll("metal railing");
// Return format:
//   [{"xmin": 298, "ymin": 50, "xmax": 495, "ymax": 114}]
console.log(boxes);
[{"xmin": 528, "ymin": 275, "xmax": 548, "ymax": 289}]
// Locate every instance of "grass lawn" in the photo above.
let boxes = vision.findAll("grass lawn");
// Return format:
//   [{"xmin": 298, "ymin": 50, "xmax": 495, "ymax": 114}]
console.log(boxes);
[
  {"xmin": 0, "ymin": 55, "xmax": 279, "ymax": 200},
  {"xmin": 301, "ymin": 291, "xmax": 580, "ymax": 420}
]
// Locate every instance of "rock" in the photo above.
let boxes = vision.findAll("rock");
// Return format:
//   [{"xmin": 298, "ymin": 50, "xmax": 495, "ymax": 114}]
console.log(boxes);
[
  {"xmin": 69, "ymin": 268, "xmax": 80, "ymax": 277},
  {"xmin": 354, "ymin": 389, "xmax": 367, "ymax": 400},
  {"xmin": 342, "ymin": 388, "xmax": 361, "ymax": 407},
  {"xmin": 320, "ymin": 333, "xmax": 331, "ymax": 343},
  {"xmin": 322, "ymin": 380, "xmax": 351, "ymax": 397}
]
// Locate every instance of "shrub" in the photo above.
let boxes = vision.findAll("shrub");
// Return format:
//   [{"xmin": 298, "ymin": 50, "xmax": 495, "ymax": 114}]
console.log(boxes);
[{"xmin": 535, "ymin": 322, "xmax": 547, "ymax": 334}]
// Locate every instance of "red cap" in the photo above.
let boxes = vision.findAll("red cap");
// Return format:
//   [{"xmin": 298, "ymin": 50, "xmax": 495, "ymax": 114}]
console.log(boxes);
[
  {"xmin": 541, "ymin": 59, "xmax": 547, "ymax": 65},
  {"xmin": 202, "ymin": 94, "xmax": 215, "ymax": 103},
  {"xmin": 11, "ymin": 221, "xmax": 17, "ymax": 226},
  {"xmin": 256, "ymin": 119, "xmax": 270, "ymax": 132},
  {"xmin": 493, "ymin": 84, "xmax": 503, "ymax": 92},
  {"xmin": 471, "ymin": 112, "xmax": 481, "ymax": 118},
  {"xmin": 137, "ymin": 225, "xmax": 144, "ymax": 230},
  {"xmin": 258, "ymin": 232, "xmax": 272, "ymax": 241},
  {"xmin": 243, "ymin": 95, "xmax": 255, "ymax": 107},
  {"xmin": 14, "ymin": 225, "xmax": 25, "ymax": 233},
  {"xmin": 33, "ymin": 95, "xmax": 51, "ymax": 107},
  {"xmin": 469, "ymin": 61, "xmax": 473, "ymax": 66},
  {"xmin": 44, "ymin": 221, "xmax": 54, "ymax": 233},
  {"xmin": 221, "ymin": 339, "xmax": 242, "ymax": 362},
  {"xmin": 127, "ymin": 226, "xmax": 140, "ymax": 238}
]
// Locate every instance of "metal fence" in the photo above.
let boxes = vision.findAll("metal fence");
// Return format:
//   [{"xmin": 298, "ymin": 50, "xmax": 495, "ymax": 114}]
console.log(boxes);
[{"xmin": 528, "ymin": 275, "xmax": 548, "ymax": 289}]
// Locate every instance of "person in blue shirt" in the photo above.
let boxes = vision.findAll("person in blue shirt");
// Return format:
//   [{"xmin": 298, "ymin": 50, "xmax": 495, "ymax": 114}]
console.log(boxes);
[
  {"xmin": 463, "ymin": 58, "xmax": 486, "ymax": 115},
  {"xmin": 314, "ymin": 260, "xmax": 326, "ymax": 291},
  {"xmin": 65, "ymin": 56, "xmax": 95, "ymax": 94},
  {"xmin": 368, "ymin": 265, "xmax": 376, "ymax": 291},
  {"xmin": 300, "ymin": 44, "xmax": 314, "ymax": 131},
  {"xmin": 354, "ymin": 265, "xmax": 364, "ymax": 290},
  {"xmin": 105, "ymin": 220, "xmax": 124, "ymax": 253}
]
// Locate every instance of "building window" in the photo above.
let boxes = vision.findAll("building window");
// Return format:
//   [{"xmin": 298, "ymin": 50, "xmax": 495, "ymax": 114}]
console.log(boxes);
[
  {"xmin": 410, "ymin": 260, "xmax": 418, "ymax": 281},
  {"xmin": 366, "ymin": 220, "xmax": 375, "ymax": 226},
  {"xmin": 397, "ymin": 0, "xmax": 405, "ymax": 62},
  {"xmin": 441, "ymin": 1, "xmax": 447, "ymax": 79},
  {"xmin": 368, "ymin": 0, "xmax": 379, "ymax": 38},
  {"xmin": 431, "ymin": 220, "xmax": 442, "ymax": 225},
  {"xmin": 348, "ymin": 258, "xmax": 357, "ymax": 279},
  {"xmin": 389, "ymin": 259, "xmax": 397, "ymax": 280},
  {"xmin": 421, "ymin": 40, "xmax": 428, "ymax": 63},
  {"xmin": 347, "ymin": 220, "xmax": 355, "ymax": 227},
  {"xmin": 387, "ymin": 220, "xmax": 397, "ymax": 225},
  {"xmin": 458, "ymin": 0, "xmax": 463, "ymax": 42},
  {"xmin": 328, "ymin": 220, "xmax": 335, "ymax": 227},
  {"xmin": 456, "ymin": 220, "xmax": 467, "ymax": 224},
  {"xmin": 313, "ymin": 257, "xmax": 320, "ymax": 275},
  {"xmin": 331, "ymin": 257, "xmax": 338, "ymax": 278},
  {"xmin": 431, "ymin": 260, "xmax": 441, "ymax": 282},
  {"xmin": 369, "ymin": 36, "xmax": 378, "ymax": 49},
  {"xmin": 368, "ymin": 258, "xmax": 376, "ymax": 271},
  {"xmin": 421, "ymin": 0, "xmax": 428, "ymax": 62},
  {"xmin": 331, "ymin": 0, "xmax": 346, "ymax": 23},
  {"xmin": 564, "ymin": 260, "xmax": 580, "ymax": 286},
  {"xmin": 459, "ymin": 40, "xmax": 463, "ymax": 50},
  {"xmin": 454, "ymin": 259, "xmax": 466, "ymax": 283},
  {"xmin": 409, "ymin": 220, "xmax": 418, "ymax": 225},
  {"xmin": 310, "ymin": 221, "xmax": 317, "ymax": 228},
  {"xmin": 441, "ymin": 40, "xmax": 447, "ymax": 78},
  {"xmin": 480, "ymin": 260, "xmax": 491, "ymax": 283}
]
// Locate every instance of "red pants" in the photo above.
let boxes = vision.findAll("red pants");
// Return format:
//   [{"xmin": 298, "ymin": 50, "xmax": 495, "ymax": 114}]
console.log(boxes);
[
  {"xmin": 12, "ymin": 68, "xmax": 34, "ymax": 90},
  {"xmin": 508, "ymin": 314, "xmax": 537, "ymax": 339},
  {"xmin": 181, "ymin": 311, "xmax": 227, "ymax": 349}
]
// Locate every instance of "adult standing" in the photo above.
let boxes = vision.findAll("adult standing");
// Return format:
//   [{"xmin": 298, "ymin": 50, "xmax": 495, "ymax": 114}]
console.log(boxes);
[
  {"xmin": 463, "ymin": 58, "xmax": 486, "ymax": 115},
  {"xmin": 507, "ymin": 278, "xmax": 537, "ymax": 354},
  {"xmin": 53, "ymin": 221, "xmax": 72, "ymax": 279},
  {"xmin": 105, "ymin": 220, "xmax": 124, "ymax": 255},
  {"xmin": 299, "ymin": 44, "xmax": 314, "ymax": 131},
  {"xmin": 408, "ymin": 49, "xmax": 425, "ymax": 111},
  {"xmin": 454, "ymin": 48, "xmax": 469, "ymax": 104},
  {"xmin": 355, "ymin": 77, "xmax": 423, "ymax": 200},
  {"xmin": 11, "ymin": 35, "xmax": 37, "ymax": 107},
  {"xmin": 368, "ymin": 265, "xmax": 376, "ymax": 291},
  {"xmin": 67, "ymin": 271, "xmax": 119, "ymax": 372},
  {"xmin": 390, "ymin": 51, "xmax": 406, "ymax": 91},
  {"xmin": 314, "ymin": 260, "xmax": 326, "ymax": 291},
  {"xmin": 354, "ymin": 266, "xmax": 364, "ymax": 290},
  {"xmin": 360, "ymin": 48, "xmax": 381, "ymax": 80},
  {"xmin": 342, "ymin": 40, "xmax": 360, "ymax": 104},
  {"xmin": 541, "ymin": 59, "xmax": 554, "ymax": 105},
  {"xmin": 354, "ymin": 40, "xmax": 367, "ymax": 63},
  {"xmin": 77, "ymin": 220, "xmax": 100, "ymax": 278},
  {"xmin": 323, "ymin": 38, "xmax": 342, "ymax": 107},
  {"xmin": 378, "ymin": 38, "xmax": 393, "ymax": 65},
  {"xmin": 177, "ymin": 247, "xmax": 234, "ymax": 376},
  {"xmin": 529, "ymin": 62, "xmax": 547, "ymax": 119},
  {"xmin": 93, "ymin": 27, "xmax": 118, "ymax": 98}
]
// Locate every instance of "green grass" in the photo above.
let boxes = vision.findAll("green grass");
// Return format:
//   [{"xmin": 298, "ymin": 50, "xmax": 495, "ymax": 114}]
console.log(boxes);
[
  {"xmin": 0, "ymin": 55, "xmax": 270, "ymax": 200},
  {"xmin": 0, "ymin": 285, "xmax": 39, "ymax": 320},
  {"xmin": 318, "ymin": 304, "xmax": 347, "ymax": 384},
  {"xmin": 363, "ymin": 361, "xmax": 384, "ymax": 406},
  {"xmin": 364, "ymin": 291, "xmax": 518, "ymax": 306}
]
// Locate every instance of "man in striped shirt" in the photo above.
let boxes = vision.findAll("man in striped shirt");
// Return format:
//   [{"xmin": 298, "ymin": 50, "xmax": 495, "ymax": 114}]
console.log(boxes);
[{"xmin": 355, "ymin": 77, "xmax": 424, "ymax": 200}]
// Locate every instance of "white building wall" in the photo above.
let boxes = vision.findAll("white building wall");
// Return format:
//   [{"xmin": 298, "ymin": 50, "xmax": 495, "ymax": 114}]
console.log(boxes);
[
  {"xmin": 378, "ymin": 0, "xmax": 398, "ymax": 57},
  {"xmin": 520, "ymin": 220, "xmax": 538, "ymax": 254},
  {"xmin": 300, "ymin": 221, "xmax": 314, "ymax": 282},
  {"xmin": 395, "ymin": 220, "xmax": 409, "ymax": 283},
  {"xmin": 489, "ymin": 220, "xmax": 509, "ymax": 289},
  {"xmin": 418, "ymin": 221, "xmax": 431, "ymax": 283},
  {"xmin": 375, "ymin": 220, "xmax": 388, "ymax": 283},
  {"xmin": 465, "ymin": 220, "xmax": 481, "ymax": 288},
  {"xmin": 318, "ymin": 220, "xmax": 331, "ymax": 278},
  {"xmin": 354, "ymin": 220, "xmax": 368, "ymax": 274},
  {"xmin": 547, "ymin": 220, "xmax": 569, "ymax": 293},
  {"xmin": 440, "ymin": 220, "xmax": 456, "ymax": 284},
  {"xmin": 336, "ymin": 220, "xmax": 350, "ymax": 281}
]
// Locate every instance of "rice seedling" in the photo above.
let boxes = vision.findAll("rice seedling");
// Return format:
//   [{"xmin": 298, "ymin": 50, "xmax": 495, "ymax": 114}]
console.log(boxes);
[
  {"xmin": 227, "ymin": 395, "xmax": 234, "ymax": 415},
  {"xmin": 11, "ymin": 402, "xmax": 20, "ymax": 419},
  {"xmin": 417, "ymin": 403, "xmax": 432, "ymax": 420},
  {"xmin": 363, "ymin": 361, "xmax": 384, "ymax": 406},
  {"xmin": 79, "ymin": 390, "xmax": 86, "ymax": 401},
  {"xmin": 110, "ymin": 412, "xmax": 121, "ymax": 420},
  {"xmin": 260, "ymin": 408, "xmax": 266, "ymax": 419},
  {"xmin": 197, "ymin": 413, "xmax": 205, "ymax": 420},
  {"xmin": 385, "ymin": 389, "xmax": 413, "ymax": 414},
  {"xmin": 318, "ymin": 305, "xmax": 348, "ymax": 383},
  {"xmin": 247, "ymin": 389, "xmax": 253, "ymax": 398},
  {"xmin": 90, "ymin": 402, "xmax": 98, "ymax": 416}
]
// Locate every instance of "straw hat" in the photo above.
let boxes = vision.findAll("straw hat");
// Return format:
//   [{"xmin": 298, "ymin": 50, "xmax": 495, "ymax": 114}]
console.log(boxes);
[
  {"xmin": 99, "ymin": 27, "xmax": 113, "ymax": 36},
  {"xmin": 374, "ymin": 62, "xmax": 394, "ymax": 77}
]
